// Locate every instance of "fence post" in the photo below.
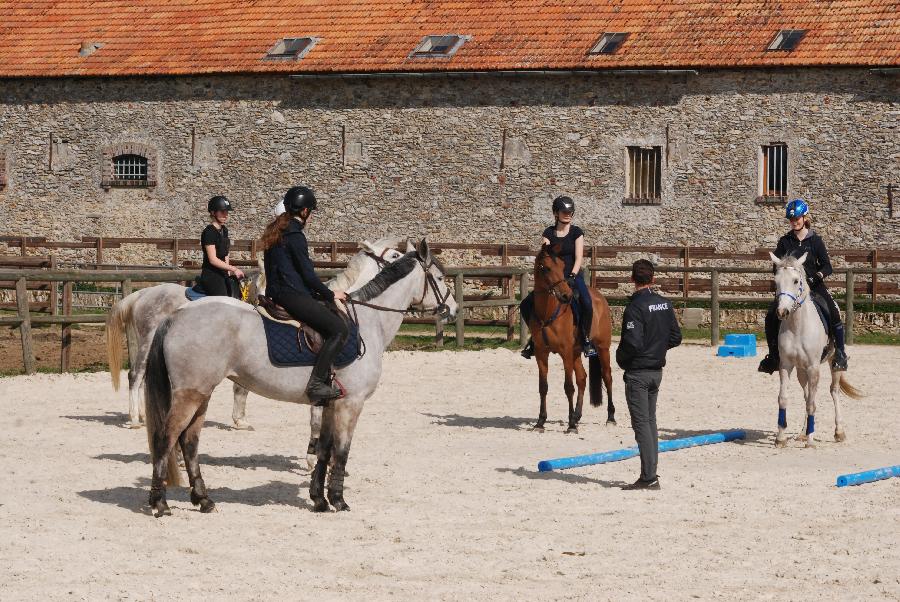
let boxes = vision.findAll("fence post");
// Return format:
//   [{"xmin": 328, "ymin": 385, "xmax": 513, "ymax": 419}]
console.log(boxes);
[
  {"xmin": 434, "ymin": 315, "xmax": 444, "ymax": 347},
  {"xmin": 60, "ymin": 281, "xmax": 73, "ymax": 372},
  {"xmin": 96, "ymin": 237, "xmax": 104, "ymax": 266},
  {"xmin": 871, "ymin": 249, "xmax": 878, "ymax": 310},
  {"xmin": 845, "ymin": 269, "xmax": 855, "ymax": 345},
  {"xmin": 710, "ymin": 269, "xmax": 720, "ymax": 346},
  {"xmin": 683, "ymin": 245, "xmax": 690, "ymax": 301},
  {"xmin": 16, "ymin": 277, "xmax": 36, "ymax": 374},
  {"xmin": 172, "ymin": 238, "xmax": 180, "ymax": 267},
  {"xmin": 519, "ymin": 272, "xmax": 529, "ymax": 346},
  {"xmin": 455, "ymin": 273, "xmax": 465, "ymax": 347},
  {"xmin": 49, "ymin": 255, "xmax": 58, "ymax": 316}
]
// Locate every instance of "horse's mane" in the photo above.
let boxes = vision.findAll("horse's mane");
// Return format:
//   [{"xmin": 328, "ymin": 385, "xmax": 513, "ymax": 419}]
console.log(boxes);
[
  {"xmin": 779, "ymin": 254, "xmax": 804, "ymax": 269},
  {"xmin": 328, "ymin": 236, "xmax": 404, "ymax": 291},
  {"xmin": 350, "ymin": 252, "xmax": 419, "ymax": 302}
]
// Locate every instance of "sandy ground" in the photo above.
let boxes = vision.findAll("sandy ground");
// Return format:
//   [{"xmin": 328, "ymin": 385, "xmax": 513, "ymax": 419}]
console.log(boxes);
[{"xmin": 1, "ymin": 344, "xmax": 899, "ymax": 601}]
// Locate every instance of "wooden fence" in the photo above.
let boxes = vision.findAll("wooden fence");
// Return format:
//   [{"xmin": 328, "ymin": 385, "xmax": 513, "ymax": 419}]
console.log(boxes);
[{"xmin": 1, "ymin": 264, "xmax": 898, "ymax": 374}]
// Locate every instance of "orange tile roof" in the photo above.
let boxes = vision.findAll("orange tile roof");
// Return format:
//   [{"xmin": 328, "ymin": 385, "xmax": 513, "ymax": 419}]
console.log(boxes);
[{"xmin": 0, "ymin": 1, "xmax": 897, "ymax": 78}]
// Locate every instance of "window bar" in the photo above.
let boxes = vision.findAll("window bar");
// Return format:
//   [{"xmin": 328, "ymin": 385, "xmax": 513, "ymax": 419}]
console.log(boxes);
[{"xmin": 776, "ymin": 145, "xmax": 781, "ymax": 196}]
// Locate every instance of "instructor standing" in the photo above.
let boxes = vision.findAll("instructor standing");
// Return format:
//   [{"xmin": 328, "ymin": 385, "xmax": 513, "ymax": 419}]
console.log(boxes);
[{"xmin": 616, "ymin": 259, "xmax": 682, "ymax": 491}]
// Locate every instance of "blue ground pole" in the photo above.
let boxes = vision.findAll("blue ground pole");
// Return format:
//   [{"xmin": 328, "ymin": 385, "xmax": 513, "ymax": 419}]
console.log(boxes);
[
  {"xmin": 537, "ymin": 429, "xmax": 747, "ymax": 472},
  {"xmin": 836, "ymin": 465, "xmax": 900, "ymax": 487}
]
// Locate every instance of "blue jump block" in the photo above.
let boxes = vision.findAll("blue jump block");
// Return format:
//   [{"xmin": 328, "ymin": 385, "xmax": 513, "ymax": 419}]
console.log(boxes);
[
  {"xmin": 537, "ymin": 430, "xmax": 746, "ymax": 472},
  {"xmin": 717, "ymin": 345, "xmax": 756, "ymax": 357},
  {"xmin": 724, "ymin": 333, "xmax": 756, "ymax": 347},
  {"xmin": 836, "ymin": 464, "xmax": 900, "ymax": 487}
]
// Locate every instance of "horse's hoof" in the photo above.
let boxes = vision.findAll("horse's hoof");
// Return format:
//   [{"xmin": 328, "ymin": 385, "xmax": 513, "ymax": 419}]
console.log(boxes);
[
  {"xmin": 805, "ymin": 440, "xmax": 817, "ymax": 449},
  {"xmin": 834, "ymin": 431, "xmax": 846, "ymax": 443},
  {"xmin": 125, "ymin": 421, "xmax": 143, "ymax": 430},
  {"xmin": 311, "ymin": 499, "xmax": 330, "ymax": 513},
  {"xmin": 306, "ymin": 454, "xmax": 317, "ymax": 471},
  {"xmin": 775, "ymin": 438, "xmax": 787, "ymax": 448},
  {"xmin": 232, "ymin": 421, "xmax": 254, "ymax": 431},
  {"xmin": 606, "ymin": 419, "xmax": 617, "ymax": 427},
  {"xmin": 532, "ymin": 425, "xmax": 545, "ymax": 433},
  {"xmin": 329, "ymin": 497, "xmax": 350, "ymax": 512},
  {"xmin": 198, "ymin": 498, "xmax": 216, "ymax": 513},
  {"xmin": 151, "ymin": 501, "xmax": 171, "ymax": 518},
  {"xmin": 565, "ymin": 426, "xmax": 578, "ymax": 434}
]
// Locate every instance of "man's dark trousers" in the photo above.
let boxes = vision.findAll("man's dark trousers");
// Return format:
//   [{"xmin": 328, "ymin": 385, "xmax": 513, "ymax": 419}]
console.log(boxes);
[{"xmin": 625, "ymin": 369, "xmax": 663, "ymax": 481}]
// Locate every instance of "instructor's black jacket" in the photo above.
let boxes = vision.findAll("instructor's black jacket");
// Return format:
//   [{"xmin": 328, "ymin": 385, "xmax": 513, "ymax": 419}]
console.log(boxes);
[
  {"xmin": 263, "ymin": 219, "xmax": 334, "ymax": 303},
  {"xmin": 616, "ymin": 288, "xmax": 682, "ymax": 371},
  {"xmin": 773, "ymin": 229, "xmax": 833, "ymax": 287}
]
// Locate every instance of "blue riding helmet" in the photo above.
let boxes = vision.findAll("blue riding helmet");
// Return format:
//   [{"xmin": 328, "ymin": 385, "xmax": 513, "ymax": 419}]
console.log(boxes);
[{"xmin": 785, "ymin": 198, "xmax": 809, "ymax": 219}]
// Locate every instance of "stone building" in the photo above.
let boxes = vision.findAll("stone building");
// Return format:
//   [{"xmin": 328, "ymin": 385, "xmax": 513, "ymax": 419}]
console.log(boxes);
[{"xmin": 0, "ymin": 1, "xmax": 897, "ymax": 260}]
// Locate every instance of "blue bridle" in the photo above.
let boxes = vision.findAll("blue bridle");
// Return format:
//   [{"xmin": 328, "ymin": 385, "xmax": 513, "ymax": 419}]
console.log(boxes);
[{"xmin": 776, "ymin": 268, "xmax": 806, "ymax": 312}]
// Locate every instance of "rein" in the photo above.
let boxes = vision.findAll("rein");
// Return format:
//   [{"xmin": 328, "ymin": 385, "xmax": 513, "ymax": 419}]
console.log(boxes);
[{"xmin": 348, "ymin": 258, "xmax": 451, "ymax": 318}]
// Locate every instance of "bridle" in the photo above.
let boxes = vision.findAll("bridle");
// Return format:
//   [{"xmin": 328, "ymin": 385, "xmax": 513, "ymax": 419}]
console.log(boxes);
[
  {"xmin": 775, "ymin": 266, "xmax": 807, "ymax": 314},
  {"xmin": 348, "ymin": 255, "xmax": 452, "ymax": 319}
]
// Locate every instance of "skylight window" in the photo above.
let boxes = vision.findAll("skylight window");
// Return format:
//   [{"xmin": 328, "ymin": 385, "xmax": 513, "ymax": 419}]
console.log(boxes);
[
  {"xmin": 590, "ymin": 32, "xmax": 629, "ymax": 55},
  {"xmin": 265, "ymin": 37, "xmax": 317, "ymax": 60},
  {"xmin": 410, "ymin": 35, "xmax": 469, "ymax": 58},
  {"xmin": 767, "ymin": 30, "xmax": 806, "ymax": 51}
]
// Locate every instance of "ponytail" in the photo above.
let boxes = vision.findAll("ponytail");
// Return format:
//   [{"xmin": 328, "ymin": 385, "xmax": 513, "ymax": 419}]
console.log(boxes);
[{"xmin": 260, "ymin": 213, "xmax": 292, "ymax": 250}]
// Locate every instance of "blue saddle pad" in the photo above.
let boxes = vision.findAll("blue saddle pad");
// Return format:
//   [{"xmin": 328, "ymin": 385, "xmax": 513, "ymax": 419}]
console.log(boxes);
[
  {"xmin": 185, "ymin": 286, "xmax": 206, "ymax": 301},
  {"xmin": 260, "ymin": 314, "xmax": 360, "ymax": 368}
]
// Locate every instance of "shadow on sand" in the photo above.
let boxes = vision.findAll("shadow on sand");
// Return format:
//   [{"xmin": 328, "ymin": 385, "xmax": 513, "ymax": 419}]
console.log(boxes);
[
  {"xmin": 496, "ymin": 466, "xmax": 628, "ymax": 489},
  {"xmin": 95, "ymin": 452, "xmax": 302, "ymax": 474}
]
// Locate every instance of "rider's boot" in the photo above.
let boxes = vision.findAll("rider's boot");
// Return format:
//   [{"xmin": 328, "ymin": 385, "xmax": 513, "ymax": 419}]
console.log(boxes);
[
  {"xmin": 582, "ymin": 337, "xmax": 598, "ymax": 358},
  {"xmin": 306, "ymin": 335, "xmax": 345, "ymax": 405},
  {"xmin": 758, "ymin": 304, "xmax": 780, "ymax": 374},
  {"xmin": 521, "ymin": 338, "xmax": 535, "ymax": 359},
  {"xmin": 831, "ymin": 323, "xmax": 848, "ymax": 371}
]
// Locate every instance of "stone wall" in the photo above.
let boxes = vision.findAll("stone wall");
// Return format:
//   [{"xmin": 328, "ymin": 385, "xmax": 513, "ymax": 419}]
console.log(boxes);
[{"xmin": 0, "ymin": 69, "xmax": 898, "ymax": 264}]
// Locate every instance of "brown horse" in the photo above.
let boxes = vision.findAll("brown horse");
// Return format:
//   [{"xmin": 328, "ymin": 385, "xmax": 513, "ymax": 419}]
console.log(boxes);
[{"xmin": 527, "ymin": 244, "xmax": 615, "ymax": 433}]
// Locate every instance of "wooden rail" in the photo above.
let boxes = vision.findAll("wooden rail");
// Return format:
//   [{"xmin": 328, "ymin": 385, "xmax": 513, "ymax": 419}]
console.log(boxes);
[{"xmin": 3, "ymin": 264, "xmax": 899, "ymax": 374}]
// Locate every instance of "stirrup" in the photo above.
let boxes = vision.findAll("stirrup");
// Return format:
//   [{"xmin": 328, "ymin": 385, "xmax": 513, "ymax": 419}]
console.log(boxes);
[
  {"xmin": 520, "ymin": 339, "xmax": 535, "ymax": 359},
  {"xmin": 832, "ymin": 350, "xmax": 848, "ymax": 371},
  {"xmin": 582, "ymin": 341, "xmax": 598, "ymax": 358}
]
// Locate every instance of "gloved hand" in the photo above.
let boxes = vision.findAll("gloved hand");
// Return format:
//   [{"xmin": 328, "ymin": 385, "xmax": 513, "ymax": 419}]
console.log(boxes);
[
  {"xmin": 806, "ymin": 271, "xmax": 824, "ymax": 287},
  {"xmin": 566, "ymin": 274, "xmax": 577, "ymax": 287}
]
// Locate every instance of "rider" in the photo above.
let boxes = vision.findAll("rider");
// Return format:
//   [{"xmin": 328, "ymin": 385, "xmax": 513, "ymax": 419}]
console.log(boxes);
[
  {"xmin": 261, "ymin": 186, "xmax": 349, "ymax": 403},
  {"xmin": 521, "ymin": 195, "xmax": 598, "ymax": 359},
  {"xmin": 758, "ymin": 198, "xmax": 848, "ymax": 374},
  {"xmin": 198, "ymin": 196, "xmax": 244, "ymax": 297}
]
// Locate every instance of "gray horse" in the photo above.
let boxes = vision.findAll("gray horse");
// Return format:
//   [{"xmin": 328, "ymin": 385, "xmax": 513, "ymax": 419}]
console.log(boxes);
[
  {"xmin": 770, "ymin": 252, "xmax": 863, "ymax": 447},
  {"xmin": 106, "ymin": 237, "xmax": 404, "ymax": 434},
  {"xmin": 144, "ymin": 239, "xmax": 456, "ymax": 516}
]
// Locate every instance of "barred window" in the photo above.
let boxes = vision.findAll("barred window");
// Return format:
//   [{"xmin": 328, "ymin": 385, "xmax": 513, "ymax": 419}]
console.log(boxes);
[
  {"xmin": 102, "ymin": 143, "xmax": 156, "ymax": 189},
  {"xmin": 113, "ymin": 154, "xmax": 148, "ymax": 182},
  {"xmin": 625, "ymin": 146, "xmax": 662, "ymax": 205},
  {"xmin": 760, "ymin": 144, "xmax": 787, "ymax": 199}
]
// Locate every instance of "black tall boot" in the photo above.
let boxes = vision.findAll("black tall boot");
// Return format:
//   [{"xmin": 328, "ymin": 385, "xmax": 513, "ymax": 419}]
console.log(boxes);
[
  {"xmin": 758, "ymin": 304, "xmax": 780, "ymax": 374},
  {"xmin": 832, "ymin": 323, "xmax": 848, "ymax": 371},
  {"xmin": 306, "ymin": 335, "xmax": 344, "ymax": 404}
]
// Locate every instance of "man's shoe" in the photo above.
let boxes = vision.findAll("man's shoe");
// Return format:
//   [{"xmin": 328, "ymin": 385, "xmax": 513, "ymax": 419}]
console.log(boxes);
[
  {"xmin": 757, "ymin": 354, "xmax": 780, "ymax": 374},
  {"xmin": 832, "ymin": 348, "xmax": 849, "ymax": 371},
  {"xmin": 621, "ymin": 477, "xmax": 660, "ymax": 491},
  {"xmin": 520, "ymin": 339, "xmax": 535, "ymax": 359}
]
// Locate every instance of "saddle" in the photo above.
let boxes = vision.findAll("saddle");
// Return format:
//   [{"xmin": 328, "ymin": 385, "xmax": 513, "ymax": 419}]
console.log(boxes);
[{"xmin": 257, "ymin": 294, "xmax": 326, "ymax": 353}]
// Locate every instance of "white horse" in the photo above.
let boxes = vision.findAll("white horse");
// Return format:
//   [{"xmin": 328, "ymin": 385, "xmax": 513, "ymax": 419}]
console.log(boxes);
[
  {"xmin": 106, "ymin": 237, "xmax": 405, "ymax": 433},
  {"xmin": 144, "ymin": 239, "xmax": 456, "ymax": 515},
  {"xmin": 770, "ymin": 252, "xmax": 863, "ymax": 448}
]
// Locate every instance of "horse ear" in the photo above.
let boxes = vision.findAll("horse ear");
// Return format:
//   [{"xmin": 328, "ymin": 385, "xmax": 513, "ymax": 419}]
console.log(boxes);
[
  {"xmin": 405, "ymin": 238, "xmax": 416, "ymax": 253},
  {"xmin": 550, "ymin": 243, "xmax": 563, "ymax": 257},
  {"xmin": 769, "ymin": 252, "xmax": 781, "ymax": 266},
  {"xmin": 359, "ymin": 240, "xmax": 377, "ymax": 253},
  {"xmin": 416, "ymin": 238, "xmax": 432, "ymax": 264},
  {"xmin": 796, "ymin": 252, "xmax": 808, "ymax": 266}
]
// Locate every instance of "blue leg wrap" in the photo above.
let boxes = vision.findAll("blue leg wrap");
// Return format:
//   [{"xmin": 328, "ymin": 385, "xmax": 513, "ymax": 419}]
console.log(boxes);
[
  {"xmin": 778, "ymin": 408, "xmax": 787, "ymax": 429},
  {"xmin": 806, "ymin": 415, "xmax": 815, "ymax": 435}
]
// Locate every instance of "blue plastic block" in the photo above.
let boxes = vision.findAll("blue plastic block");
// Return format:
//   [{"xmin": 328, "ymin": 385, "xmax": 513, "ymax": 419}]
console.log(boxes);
[
  {"xmin": 717, "ymin": 345, "xmax": 756, "ymax": 357},
  {"xmin": 724, "ymin": 333, "xmax": 757, "ymax": 347}
]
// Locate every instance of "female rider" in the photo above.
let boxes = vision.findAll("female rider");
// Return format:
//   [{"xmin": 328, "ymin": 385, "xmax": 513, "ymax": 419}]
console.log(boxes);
[
  {"xmin": 198, "ymin": 196, "xmax": 244, "ymax": 297},
  {"xmin": 521, "ymin": 195, "xmax": 597, "ymax": 359},
  {"xmin": 261, "ymin": 186, "xmax": 349, "ymax": 403},
  {"xmin": 758, "ymin": 198, "xmax": 848, "ymax": 374}
]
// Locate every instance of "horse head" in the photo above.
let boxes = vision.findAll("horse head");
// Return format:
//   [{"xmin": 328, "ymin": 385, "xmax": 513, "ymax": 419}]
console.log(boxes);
[
  {"xmin": 414, "ymin": 238, "xmax": 457, "ymax": 321},
  {"xmin": 535, "ymin": 243, "xmax": 573, "ymax": 304},
  {"xmin": 770, "ymin": 251, "xmax": 808, "ymax": 319}
]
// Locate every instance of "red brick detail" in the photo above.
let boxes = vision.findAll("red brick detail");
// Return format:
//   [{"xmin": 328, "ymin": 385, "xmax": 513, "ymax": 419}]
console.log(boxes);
[
  {"xmin": 101, "ymin": 142, "xmax": 157, "ymax": 188},
  {"xmin": 0, "ymin": 149, "xmax": 6, "ymax": 191}
]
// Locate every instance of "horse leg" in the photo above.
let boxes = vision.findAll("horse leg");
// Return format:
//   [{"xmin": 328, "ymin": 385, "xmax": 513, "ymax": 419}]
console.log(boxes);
[
  {"xmin": 326, "ymin": 401, "xmax": 362, "ymax": 512},
  {"xmin": 600, "ymin": 347, "xmax": 615, "ymax": 425},
  {"xmin": 562, "ymin": 353, "xmax": 577, "ymax": 433},
  {"xmin": 309, "ymin": 406, "xmax": 334, "ymax": 512},
  {"xmin": 831, "ymin": 369, "xmax": 846, "ymax": 442},
  {"xmin": 571, "ymin": 352, "xmax": 586, "ymax": 432},
  {"xmin": 775, "ymin": 365, "xmax": 793, "ymax": 447},
  {"xmin": 231, "ymin": 383, "xmax": 253, "ymax": 430},
  {"xmin": 534, "ymin": 350, "xmax": 549, "ymax": 432},
  {"xmin": 149, "ymin": 389, "xmax": 205, "ymax": 517},
  {"xmin": 180, "ymin": 398, "xmax": 216, "ymax": 513},
  {"xmin": 306, "ymin": 406, "xmax": 322, "ymax": 470},
  {"xmin": 126, "ymin": 340, "xmax": 150, "ymax": 429},
  {"xmin": 795, "ymin": 368, "xmax": 809, "ymax": 442},
  {"xmin": 804, "ymin": 366, "xmax": 820, "ymax": 448}
]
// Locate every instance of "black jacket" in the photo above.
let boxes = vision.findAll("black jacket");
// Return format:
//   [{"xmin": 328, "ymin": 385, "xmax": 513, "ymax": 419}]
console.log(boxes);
[
  {"xmin": 773, "ymin": 229, "xmax": 833, "ymax": 288},
  {"xmin": 616, "ymin": 288, "xmax": 682, "ymax": 371},
  {"xmin": 263, "ymin": 219, "xmax": 334, "ymax": 303}
]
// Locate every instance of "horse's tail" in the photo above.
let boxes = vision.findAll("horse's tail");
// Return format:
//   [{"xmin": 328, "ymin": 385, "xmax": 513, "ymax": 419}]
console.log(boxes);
[
  {"xmin": 106, "ymin": 290, "xmax": 139, "ymax": 391},
  {"xmin": 838, "ymin": 373, "xmax": 864, "ymax": 400},
  {"xmin": 589, "ymin": 354, "xmax": 603, "ymax": 407},
  {"xmin": 144, "ymin": 318, "xmax": 182, "ymax": 488}
]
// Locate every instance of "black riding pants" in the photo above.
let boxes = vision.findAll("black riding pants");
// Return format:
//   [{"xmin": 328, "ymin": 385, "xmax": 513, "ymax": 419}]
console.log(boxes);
[
  {"xmin": 274, "ymin": 291, "xmax": 349, "ymax": 379},
  {"xmin": 199, "ymin": 268, "xmax": 238, "ymax": 298},
  {"xmin": 764, "ymin": 285, "xmax": 842, "ymax": 354}
]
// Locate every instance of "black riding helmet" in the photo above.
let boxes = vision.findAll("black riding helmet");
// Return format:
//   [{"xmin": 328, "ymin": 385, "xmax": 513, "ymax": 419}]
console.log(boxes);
[
  {"xmin": 207, "ymin": 196, "xmax": 232, "ymax": 213},
  {"xmin": 552, "ymin": 195, "xmax": 575, "ymax": 215},
  {"xmin": 283, "ymin": 186, "xmax": 317, "ymax": 215}
]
